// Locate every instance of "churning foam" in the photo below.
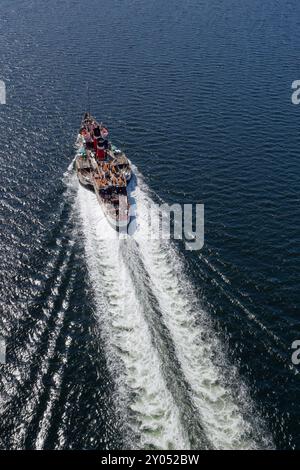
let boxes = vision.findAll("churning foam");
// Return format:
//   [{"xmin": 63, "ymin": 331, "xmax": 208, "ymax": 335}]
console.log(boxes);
[
  {"xmin": 76, "ymin": 180, "xmax": 189, "ymax": 450},
  {"xmin": 73, "ymin": 167, "xmax": 272, "ymax": 450}
]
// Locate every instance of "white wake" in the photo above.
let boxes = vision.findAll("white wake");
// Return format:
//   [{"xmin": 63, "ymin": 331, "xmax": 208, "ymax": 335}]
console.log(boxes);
[
  {"xmin": 76, "ymin": 181, "xmax": 189, "ymax": 450},
  {"xmin": 71, "ymin": 168, "xmax": 272, "ymax": 450}
]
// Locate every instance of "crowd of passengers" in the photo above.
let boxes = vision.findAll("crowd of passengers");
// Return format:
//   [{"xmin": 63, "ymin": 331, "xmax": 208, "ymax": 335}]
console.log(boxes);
[{"xmin": 95, "ymin": 162, "xmax": 126, "ymax": 189}]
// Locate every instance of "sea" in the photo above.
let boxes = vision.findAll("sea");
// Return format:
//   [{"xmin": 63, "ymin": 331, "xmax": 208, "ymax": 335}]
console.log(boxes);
[{"xmin": 0, "ymin": 0, "xmax": 299, "ymax": 450}]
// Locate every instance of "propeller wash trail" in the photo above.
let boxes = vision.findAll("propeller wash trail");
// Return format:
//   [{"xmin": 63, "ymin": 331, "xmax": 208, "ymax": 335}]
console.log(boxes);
[{"xmin": 67, "ymin": 167, "xmax": 274, "ymax": 450}]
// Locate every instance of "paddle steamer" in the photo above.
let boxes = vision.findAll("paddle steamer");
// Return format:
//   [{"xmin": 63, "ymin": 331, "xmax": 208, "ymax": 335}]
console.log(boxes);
[{"xmin": 75, "ymin": 113, "xmax": 132, "ymax": 229}]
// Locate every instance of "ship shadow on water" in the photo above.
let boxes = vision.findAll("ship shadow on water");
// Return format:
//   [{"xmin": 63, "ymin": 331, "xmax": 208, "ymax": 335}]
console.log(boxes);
[{"xmin": 123, "ymin": 171, "xmax": 138, "ymax": 236}]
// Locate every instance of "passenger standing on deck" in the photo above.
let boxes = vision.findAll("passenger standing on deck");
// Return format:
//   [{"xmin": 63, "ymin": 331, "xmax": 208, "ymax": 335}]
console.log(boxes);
[{"xmin": 100, "ymin": 123, "xmax": 109, "ymax": 139}]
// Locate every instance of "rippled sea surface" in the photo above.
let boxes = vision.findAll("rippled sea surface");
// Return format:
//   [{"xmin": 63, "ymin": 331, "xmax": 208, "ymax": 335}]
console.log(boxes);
[{"xmin": 0, "ymin": 0, "xmax": 299, "ymax": 450}]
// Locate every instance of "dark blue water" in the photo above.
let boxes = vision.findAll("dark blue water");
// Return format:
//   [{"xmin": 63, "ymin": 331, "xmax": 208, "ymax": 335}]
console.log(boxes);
[{"xmin": 0, "ymin": 0, "xmax": 299, "ymax": 449}]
